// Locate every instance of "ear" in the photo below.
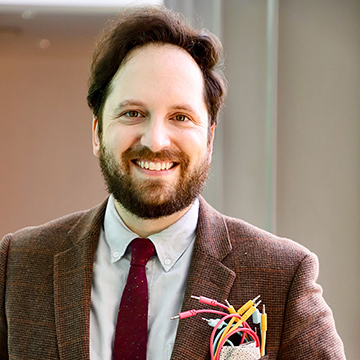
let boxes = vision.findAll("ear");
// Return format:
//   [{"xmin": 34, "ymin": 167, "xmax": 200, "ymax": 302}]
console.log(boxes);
[
  {"xmin": 208, "ymin": 124, "xmax": 216, "ymax": 155},
  {"xmin": 92, "ymin": 117, "xmax": 100, "ymax": 158}
]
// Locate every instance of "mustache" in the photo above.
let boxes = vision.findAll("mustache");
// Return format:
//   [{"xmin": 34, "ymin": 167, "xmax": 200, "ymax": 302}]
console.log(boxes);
[{"xmin": 122, "ymin": 145, "xmax": 189, "ymax": 166}]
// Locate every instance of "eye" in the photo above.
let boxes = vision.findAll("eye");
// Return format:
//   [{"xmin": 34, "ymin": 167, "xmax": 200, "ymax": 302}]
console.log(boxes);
[
  {"xmin": 124, "ymin": 110, "xmax": 143, "ymax": 117},
  {"xmin": 174, "ymin": 114, "xmax": 189, "ymax": 122}
]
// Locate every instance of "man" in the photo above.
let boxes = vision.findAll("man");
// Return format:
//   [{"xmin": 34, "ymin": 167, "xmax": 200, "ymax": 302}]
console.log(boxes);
[{"xmin": 0, "ymin": 6, "xmax": 345, "ymax": 360}]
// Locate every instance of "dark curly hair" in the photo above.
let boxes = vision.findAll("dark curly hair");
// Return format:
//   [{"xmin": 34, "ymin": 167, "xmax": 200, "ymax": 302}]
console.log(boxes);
[{"xmin": 87, "ymin": 6, "xmax": 227, "ymax": 135}]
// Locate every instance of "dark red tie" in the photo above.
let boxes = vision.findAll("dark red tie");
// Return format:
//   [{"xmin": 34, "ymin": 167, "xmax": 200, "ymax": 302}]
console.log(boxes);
[{"xmin": 113, "ymin": 238, "xmax": 155, "ymax": 360}]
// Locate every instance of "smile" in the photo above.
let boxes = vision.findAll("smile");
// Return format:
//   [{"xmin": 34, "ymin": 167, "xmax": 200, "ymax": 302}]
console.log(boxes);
[{"xmin": 134, "ymin": 160, "xmax": 176, "ymax": 171}]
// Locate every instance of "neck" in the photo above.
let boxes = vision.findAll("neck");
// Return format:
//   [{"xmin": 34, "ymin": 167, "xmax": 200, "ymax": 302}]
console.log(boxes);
[{"xmin": 114, "ymin": 200, "xmax": 192, "ymax": 238}]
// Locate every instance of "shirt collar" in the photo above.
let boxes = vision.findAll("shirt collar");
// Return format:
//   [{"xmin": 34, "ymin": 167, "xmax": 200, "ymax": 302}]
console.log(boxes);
[{"xmin": 103, "ymin": 194, "xmax": 199, "ymax": 272}]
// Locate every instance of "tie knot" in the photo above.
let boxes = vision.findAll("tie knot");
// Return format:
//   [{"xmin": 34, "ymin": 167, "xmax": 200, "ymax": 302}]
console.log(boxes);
[{"xmin": 130, "ymin": 238, "xmax": 155, "ymax": 266}]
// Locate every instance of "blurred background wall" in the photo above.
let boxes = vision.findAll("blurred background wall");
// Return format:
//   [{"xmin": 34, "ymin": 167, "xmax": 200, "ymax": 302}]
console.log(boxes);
[{"xmin": 1, "ymin": 0, "xmax": 359, "ymax": 358}]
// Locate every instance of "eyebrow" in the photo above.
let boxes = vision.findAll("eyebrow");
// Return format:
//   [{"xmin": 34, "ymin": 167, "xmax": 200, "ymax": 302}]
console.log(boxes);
[
  {"xmin": 113, "ymin": 100, "xmax": 146, "ymax": 113},
  {"xmin": 170, "ymin": 104, "xmax": 198, "ymax": 114},
  {"xmin": 114, "ymin": 101, "xmax": 197, "ymax": 112},
  {"xmin": 171, "ymin": 104, "xmax": 203, "ymax": 121}
]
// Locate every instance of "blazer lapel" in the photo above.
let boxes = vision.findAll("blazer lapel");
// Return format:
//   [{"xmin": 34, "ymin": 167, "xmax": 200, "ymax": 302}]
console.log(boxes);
[
  {"xmin": 171, "ymin": 197, "xmax": 236, "ymax": 360},
  {"xmin": 53, "ymin": 200, "xmax": 107, "ymax": 360}
]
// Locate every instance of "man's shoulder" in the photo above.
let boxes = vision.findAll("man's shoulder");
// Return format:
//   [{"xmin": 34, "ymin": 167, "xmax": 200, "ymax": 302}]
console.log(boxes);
[
  {"xmin": 223, "ymin": 213, "xmax": 313, "ymax": 267},
  {"xmin": 200, "ymin": 197, "xmax": 309, "ymax": 251},
  {"xmin": 3, "ymin": 199, "xmax": 108, "ymax": 251},
  {"xmin": 198, "ymin": 197, "xmax": 312, "ymax": 266}
]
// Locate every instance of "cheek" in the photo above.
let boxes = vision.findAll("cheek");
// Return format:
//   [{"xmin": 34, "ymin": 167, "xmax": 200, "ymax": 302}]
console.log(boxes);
[
  {"xmin": 184, "ymin": 138, "xmax": 209, "ymax": 162},
  {"xmin": 105, "ymin": 128, "xmax": 135, "ymax": 152}
]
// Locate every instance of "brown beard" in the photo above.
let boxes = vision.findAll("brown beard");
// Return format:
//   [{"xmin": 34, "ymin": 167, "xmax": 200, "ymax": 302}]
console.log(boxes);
[{"xmin": 98, "ymin": 142, "xmax": 211, "ymax": 219}]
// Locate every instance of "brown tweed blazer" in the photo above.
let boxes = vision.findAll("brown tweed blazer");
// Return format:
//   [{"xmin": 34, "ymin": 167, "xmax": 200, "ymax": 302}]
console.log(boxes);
[{"xmin": 0, "ymin": 197, "xmax": 345, "ymax": 359}]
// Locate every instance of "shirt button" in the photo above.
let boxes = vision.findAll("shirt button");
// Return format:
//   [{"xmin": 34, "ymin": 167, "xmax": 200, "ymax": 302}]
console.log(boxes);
[
  {"xmin": 113, "ymin": 251, "xmax": 120, "ymax": 258},
  {"xmin": 164, "ymin": 258, "xmax": 171, "ymax": 266}
]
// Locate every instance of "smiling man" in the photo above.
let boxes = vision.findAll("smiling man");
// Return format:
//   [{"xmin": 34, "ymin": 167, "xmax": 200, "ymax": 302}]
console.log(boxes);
[
  {"xmin": 94, "ymin": 43, "xmax": 213, "ymax": 234},
  {"xmin": 0, "ymin": 6, "xmax": 345, "ymax": 360}
]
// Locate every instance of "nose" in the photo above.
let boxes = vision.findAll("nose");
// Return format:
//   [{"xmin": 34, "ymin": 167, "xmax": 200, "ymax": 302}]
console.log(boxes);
[{"xmin": 140, "ymin": 116, "xmax": 171, "ymax": 152}]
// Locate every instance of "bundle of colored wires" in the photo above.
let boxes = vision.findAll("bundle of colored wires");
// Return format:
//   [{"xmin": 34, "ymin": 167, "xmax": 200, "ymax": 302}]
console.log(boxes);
[
  {"xmin": 209, "ymin": 313, "xmax": 259, "ymax": 360},
  {"xmin": 171, "ymin": 295, "xmax": 265, "ymax": 360}
]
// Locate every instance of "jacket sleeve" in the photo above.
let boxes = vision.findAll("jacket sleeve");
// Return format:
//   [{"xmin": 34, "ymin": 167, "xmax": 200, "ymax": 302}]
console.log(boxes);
[
  {"xmin": 0, "ymin": 234, "xmax": 10, "ymax": 359},
  {"xmin": 278, "ymin": 252, "xmax": 346, "ymax": 359}
]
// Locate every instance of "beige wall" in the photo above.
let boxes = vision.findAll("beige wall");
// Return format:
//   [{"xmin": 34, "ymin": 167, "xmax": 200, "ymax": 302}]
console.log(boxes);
[
  {"xmin": 277, "ymin": 1, "xmax": 360, "ymax": 358},
  {"xmin": 0, "ymin": 32, "xmax": 108, "ymax": 235},
  {"xmin": 222, "ymin": 0, "xmax": 269, "ymax": 227}
]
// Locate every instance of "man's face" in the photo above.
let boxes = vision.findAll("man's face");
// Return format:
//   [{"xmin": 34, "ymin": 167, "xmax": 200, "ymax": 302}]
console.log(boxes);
[{"xmin": 92, "ymin": 43, "xmax": 215, "ymax": 219}]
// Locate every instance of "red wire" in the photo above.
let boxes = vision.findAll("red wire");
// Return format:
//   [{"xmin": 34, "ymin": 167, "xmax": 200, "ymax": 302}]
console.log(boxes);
[
  {"xmin": 209, "ymin": 313, "xmax": 260, "ymax": 360},
  {"xmin": 198, "ymin": 296, "xmax": 229, "ymax": 310},
  {"xmin": 177, "ymin": 309, "xmax": 228, "ymax": 320},
  {"xmin": 215, "ymin": 327, "xmax": 259, "ymax": 360},
  {"xmin": 209, "ymin": 313, "xmax": 241, "ymax": 360}
]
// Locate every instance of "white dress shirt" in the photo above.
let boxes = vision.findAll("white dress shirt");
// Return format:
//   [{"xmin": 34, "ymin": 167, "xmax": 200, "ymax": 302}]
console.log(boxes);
[{"xmin": 90, "ymin": 195, "xmax": 199, "ymax": 360}]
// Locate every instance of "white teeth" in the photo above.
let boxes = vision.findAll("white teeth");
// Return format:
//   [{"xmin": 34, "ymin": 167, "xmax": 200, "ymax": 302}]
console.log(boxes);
[{"xmin": 136, "ymin": 160, "xmax": 174, "ymax": 171}]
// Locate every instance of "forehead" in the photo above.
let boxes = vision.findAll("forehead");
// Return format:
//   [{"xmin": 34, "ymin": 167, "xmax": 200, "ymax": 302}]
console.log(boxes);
[{"xmin": 105, "ymin": 43, "xmax": 207, "ymax": 112}]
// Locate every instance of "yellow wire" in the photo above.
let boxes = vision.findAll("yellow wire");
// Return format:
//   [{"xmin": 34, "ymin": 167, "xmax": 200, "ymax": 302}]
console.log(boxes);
[
  {"xmin": 215, "ymin": 298, "xmax": 259, "ymax": 358},
  {"xmin": 261, "ymin": 332, "xmax": 266, "ymax": 357},
  {"xmin": 260, "ymin": 305, "xmax": 267, "ymax": 357},
  {"xmin": 214, "ymin": 316, "xmax": 237, "ymax": 357}
]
